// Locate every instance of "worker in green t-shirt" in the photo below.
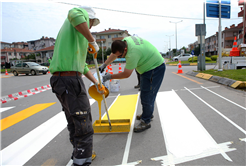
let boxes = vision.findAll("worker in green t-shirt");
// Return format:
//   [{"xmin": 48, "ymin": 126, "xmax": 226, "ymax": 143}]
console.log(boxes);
[
  {"xmin": 50, "ymin": 6, "xmax": 106, "ymax": 166},
  {"xmin": 99, "ymin": 36, "xmax": 166, "ymax": 133}
]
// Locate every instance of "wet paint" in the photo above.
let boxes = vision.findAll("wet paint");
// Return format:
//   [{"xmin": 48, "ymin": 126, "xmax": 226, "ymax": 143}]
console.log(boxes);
[{"xmin": 88, "ymin": 85, "xmax": 109, "ymax": 126}]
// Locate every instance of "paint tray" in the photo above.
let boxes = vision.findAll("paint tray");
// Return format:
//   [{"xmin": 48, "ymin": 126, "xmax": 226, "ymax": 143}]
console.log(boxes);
[{"xmin": 93, "ymin": 119, "xmax": 130, "ymax": 133}]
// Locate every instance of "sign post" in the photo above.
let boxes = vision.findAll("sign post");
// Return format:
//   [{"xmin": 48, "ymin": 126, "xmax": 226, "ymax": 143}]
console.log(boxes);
[
  {"xmin": 206, "ymin": 0, "xmax": 231, "ymax": 71},
  {"xmin": 191, "ymin": 50, "xmax": 194, "ymax": 63},
  {"xmin": 195, "ymin": 24, "xmax": 206, "ymax": 71}
]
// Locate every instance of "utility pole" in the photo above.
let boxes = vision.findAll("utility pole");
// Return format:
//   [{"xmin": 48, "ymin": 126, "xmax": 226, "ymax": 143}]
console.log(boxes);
[{"xmin": 170, "ymin": 20, "xmax": 183, "ymax": 57}]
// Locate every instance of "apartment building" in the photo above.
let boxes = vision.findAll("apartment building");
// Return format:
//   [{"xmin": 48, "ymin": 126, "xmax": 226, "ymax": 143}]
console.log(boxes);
[
  {"xmin": 1, "ymin": 47, "xmax": 34, "ymax": 66},
  {"xmin": 1, "ymin": 42, "xmax": 11, "ymax": 49},
  {"xmin": 35, "ymin": 45, "xmax": 54, "ymax": 63},
  {"xmin": 204, "ymin": 23, "xmax": 243, "ymax": 56},
  {"xmin": 238, "ymin": 0, "xmax": 246, "ymax": 44},
  {"xmin": 92, "ymin": 28, "xmax": 131, "ymax": 50},
  {"xmin": 27, "ymin": 36, "xmax": 55, "ymax": 51},
  {"xmin": 12, "ymin": 42, "xmax": 29, "ymax": 49}
]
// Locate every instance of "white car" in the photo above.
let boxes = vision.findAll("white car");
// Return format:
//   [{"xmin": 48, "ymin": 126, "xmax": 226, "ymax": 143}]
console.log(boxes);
[{"xmin": 172, "ymin": 54, "xmax": 194, "ymax": 61}]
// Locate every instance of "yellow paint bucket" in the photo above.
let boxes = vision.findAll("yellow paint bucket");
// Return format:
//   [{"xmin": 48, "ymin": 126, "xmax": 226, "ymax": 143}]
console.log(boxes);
[{"xmin": 88, "ymin": 72, "xmax": 109, "ymax": 126}]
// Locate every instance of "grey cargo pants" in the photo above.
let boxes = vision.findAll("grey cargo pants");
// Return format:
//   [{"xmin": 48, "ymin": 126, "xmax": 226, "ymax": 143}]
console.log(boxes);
[{"xmin": 50, "ymin": 74, "xmax": 93, "ymax": 166}]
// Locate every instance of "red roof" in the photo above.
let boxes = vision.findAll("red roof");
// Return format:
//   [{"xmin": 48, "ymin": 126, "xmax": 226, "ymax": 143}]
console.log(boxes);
[
  {"xmin": 1, "ymin": 41, "xmax": 11, "ymax": 44},
  {"xmin": 1, "ymin": 47, "xmax": 34, "ymax": 53},
  {"xmin": 36, "ymin": 45, "xmax": 54, "ymax": 52},
  {"xmin": 239, "ymin": 0, "xmax": 246, "ymax": 5},
  {"xmin": 93, "ymin": 28, "xmax": 129, "ymax": 34}
]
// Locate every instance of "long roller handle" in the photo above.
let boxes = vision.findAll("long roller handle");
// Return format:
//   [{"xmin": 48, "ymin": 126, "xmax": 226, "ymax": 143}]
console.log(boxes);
[{"xmin": 93, "ymin": 54, "xmax": 112, "ymax": 131}]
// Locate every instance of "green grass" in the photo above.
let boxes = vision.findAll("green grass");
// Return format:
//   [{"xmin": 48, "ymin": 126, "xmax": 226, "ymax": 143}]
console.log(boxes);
[
  {"xmin": 197, "ymin": 69, "xmax": 246, "ymax": 81},
  {"xmin": 1, "ymin": 68, "xmax": 11, "ymax": 73},
  {"xmin": 166, "ymin": 60, "xmax": 216, "ymax": 64}
]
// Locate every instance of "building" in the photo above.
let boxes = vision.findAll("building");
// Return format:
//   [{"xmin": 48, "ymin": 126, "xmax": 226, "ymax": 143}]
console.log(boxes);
[
  {"xmin": 35, "ymin": 45, "xmax": 54, "ymax": 63},
  {"xmin": 12, "ymin": 42, "xmax": 29, "ymax": 49},
  {"xmin": 27, "ymin": 36, "xmax": 55, "ymax": 51},
  {"xmin": 1, "ymin": 42, "xmax": 11, "ymax": 49},
  {"xmin": 204, "ymin": 24, "xmax": 242, "ymax": 56},
  {"xmin": 238, "ymin": 0, "xmax": 246, "ymax": 44},
  {"xmin": 92, "ymin": 28, "xmax": 131, "ymax": 50},
  {"xmin": 1, "ymin": 47, "xmax": 34, "ymax": 66}
]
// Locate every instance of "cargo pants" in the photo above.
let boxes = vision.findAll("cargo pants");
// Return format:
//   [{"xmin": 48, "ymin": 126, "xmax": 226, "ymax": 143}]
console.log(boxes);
[{"xmin": 50, "ymin": 73, "xmax": 93, "ymax": 166}]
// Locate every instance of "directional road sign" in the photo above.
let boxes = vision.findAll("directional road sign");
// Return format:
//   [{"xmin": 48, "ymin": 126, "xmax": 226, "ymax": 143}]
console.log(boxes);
[
  {"xmin": 206, "ymin": 0, "xmax": 230, "ymax": 4},
  {"xmin": 206, "ymin": 0, "xmax": 231, "ymax": 18}
]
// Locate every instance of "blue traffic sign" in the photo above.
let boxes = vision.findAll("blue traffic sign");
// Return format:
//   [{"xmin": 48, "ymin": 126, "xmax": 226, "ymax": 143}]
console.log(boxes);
[
  {"xmin": 206, "ymin": 0, "xmax": 230, "ymax": 4},
  {"xmin": 191, "ymin": 50, "xmax": 194, "ymax": 55},
  {"xmin": 206, "ymin": 3, "xmax": 231, "ymax": 18}
]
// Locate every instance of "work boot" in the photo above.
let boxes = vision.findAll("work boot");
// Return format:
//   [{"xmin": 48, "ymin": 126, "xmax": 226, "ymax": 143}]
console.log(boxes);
[
  {"xmin": 71, "ymin": 150, "xmax": 96, "ymax": 161},
  {"xmin": 136, "ymin": 114, "xmax": 154, "ymax": 120},
  {"xmin": 134, "ymin": 84, "xmax": 140, "ymax": 88},
  {"xmin": 134, "ymin": 120, "xmax": 151, "ymax": 133}
]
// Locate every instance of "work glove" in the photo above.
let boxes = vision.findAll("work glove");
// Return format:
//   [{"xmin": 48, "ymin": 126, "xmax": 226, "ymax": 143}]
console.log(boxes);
[
  {"xmin": 89, "ymin": 40, "xmax": 99, "ymax": 53},
  {"xmin": 102, "ymin": 73, "xmax": 112, "ymax": 82},
  {"xmin": 95, "ymin": 81, "xmax": 106, "ymax": 95},
  {"xmin": 99, "ymin": 63, "xmax": 107, "ymax": 73}
]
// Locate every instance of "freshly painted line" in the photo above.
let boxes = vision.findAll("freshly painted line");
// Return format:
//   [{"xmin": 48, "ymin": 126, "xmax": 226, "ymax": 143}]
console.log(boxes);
[
  {"xmin": 185, "ymin": 87, "xmax": 246, "ymax": 135},
  {"xmin": 201, "ymin": 86, "xmax": 246, "ymax": 110},
  {"xmin": 1, "ymin": 103, "xmax": 56, "ymax": 131},
  {"xmin": 102, "ymin": 94, "xmax": 138, "ymax": 124},
  {"xmin": 156, "ymin": 90, "xmax": 232, "ymax": 163},
  {"xmin": 0, "ymin": 106, "xmax": 15, "ymax": 113},
  {"xmin": 1, "ymin": 99, "xmax": 95, "ymax": 166},
  {"xmin": 151, "ymin": 141, "xmax": 236, "ymax": 166},
  {"xmin": 101, "ymin": 94, "xmax": 121, "ymax": 118},
  {"xmin": 172, "ymin": 72, "xmax": 203, "ymax": 84},
  {"xmin": 121, "ymin": 93, "xmax": 139, "ymax": 165}
]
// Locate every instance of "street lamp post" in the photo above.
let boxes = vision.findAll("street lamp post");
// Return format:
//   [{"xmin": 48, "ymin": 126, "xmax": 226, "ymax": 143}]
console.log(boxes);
[
  {"xmin": 164, "ymin": 41, "xmax": 168, "ymax": 56},
  {"xmin": 170, "ymin": 20, "xmax": 183, "ymax": 57},
  {"xmin": 166, "ymin": 34, "xmax": 174, "ymax": 58}
]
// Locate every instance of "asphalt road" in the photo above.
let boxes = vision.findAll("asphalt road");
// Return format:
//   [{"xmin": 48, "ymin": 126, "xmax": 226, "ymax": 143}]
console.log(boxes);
[{"xmin": 1, "ymin": 64, "xmax": 245, "ymax": 166}]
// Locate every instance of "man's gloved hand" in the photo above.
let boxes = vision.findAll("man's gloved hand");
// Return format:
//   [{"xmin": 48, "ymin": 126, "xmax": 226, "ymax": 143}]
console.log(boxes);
[
  {"xmin": 99, "ymin": 63, "xmax": 107, "ymax": 73},
  {"xmin": 89, "ymin": 40, "xmax": 99, "ymax": 52},
  {"xmin": 102, "ymin": 73, "xmax": 112, "ymax": 82},
  {"xmin": 95, "ymin": 82, "xmax": 106, "ymax": 94}
]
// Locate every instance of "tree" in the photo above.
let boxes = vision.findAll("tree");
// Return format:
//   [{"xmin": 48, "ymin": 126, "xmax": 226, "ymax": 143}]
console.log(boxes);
[{"xmin": 172, "ymin": 49, "xmax": 177, "ymax": 54}]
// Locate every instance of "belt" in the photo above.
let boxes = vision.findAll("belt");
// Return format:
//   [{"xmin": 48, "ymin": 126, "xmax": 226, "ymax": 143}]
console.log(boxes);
[{"xmin": 53, "ymin": 71, "xmax": 82, "ymax": 77}]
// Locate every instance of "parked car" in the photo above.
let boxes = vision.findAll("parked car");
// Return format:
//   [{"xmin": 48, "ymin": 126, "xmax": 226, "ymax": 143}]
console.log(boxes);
[
  {"xmin": 172, "ymin": 53, "xmax": 194, "ymax": 61},
  {"xmin": 11, "ymin": 62, "xmax": 49, "ymax": 76}
]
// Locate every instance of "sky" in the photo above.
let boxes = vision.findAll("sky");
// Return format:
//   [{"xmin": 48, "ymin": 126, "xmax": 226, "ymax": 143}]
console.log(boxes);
[{"xmin": 0, "ymin": 0, "xmax": 243, "ymax": 53}]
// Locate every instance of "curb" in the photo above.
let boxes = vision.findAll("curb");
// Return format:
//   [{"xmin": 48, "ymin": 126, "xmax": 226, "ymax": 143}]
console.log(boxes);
[
  {"xmin": 186, "ymin": 71, "xmax": 246, "ymax": 89},
  {"xmin": 1, "ymin": 84, "xmax": 51, "ymax": 104}
]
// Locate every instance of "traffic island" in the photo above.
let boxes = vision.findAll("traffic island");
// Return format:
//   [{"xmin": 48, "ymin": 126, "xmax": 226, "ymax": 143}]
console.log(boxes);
[{"xmin": 186, "ymin": 71, "xmax": 246, "ymax": 89}]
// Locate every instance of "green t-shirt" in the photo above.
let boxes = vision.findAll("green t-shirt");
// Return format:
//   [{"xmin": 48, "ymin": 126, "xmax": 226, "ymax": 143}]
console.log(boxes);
[
  {"xmin": 123, "ymin": 36, "xmax": 164, "ymax": 74},
  {"xmin": 49, "ymin": 7, "xmax": 90, "ymax": 74}
]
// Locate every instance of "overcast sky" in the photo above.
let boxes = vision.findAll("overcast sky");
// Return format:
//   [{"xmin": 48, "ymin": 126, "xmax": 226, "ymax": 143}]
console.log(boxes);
[{"xmin": 0, "ymin": 0, "xmax": 243, "ymax": 53}]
